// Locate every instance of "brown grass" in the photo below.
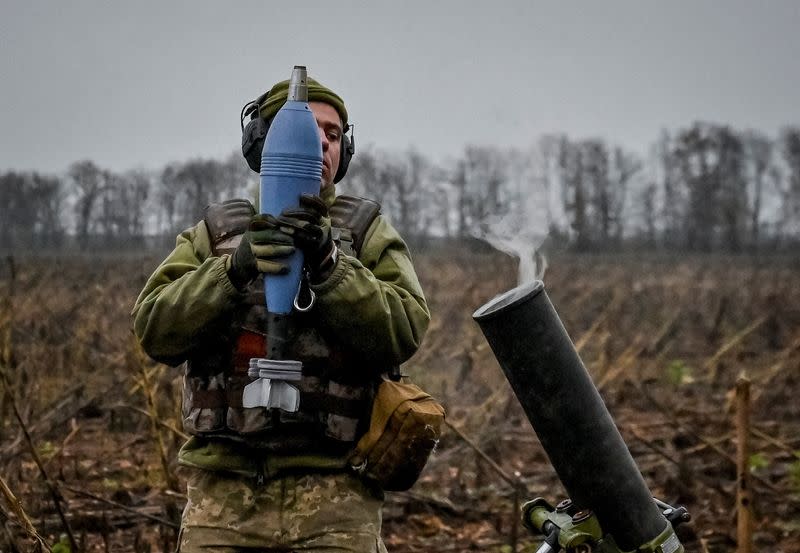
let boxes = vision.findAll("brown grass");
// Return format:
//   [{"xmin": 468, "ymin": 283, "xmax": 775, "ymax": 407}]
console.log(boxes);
[{"xmin": 1, "ymin": 249, "xmax": 799, "ymax": 552}]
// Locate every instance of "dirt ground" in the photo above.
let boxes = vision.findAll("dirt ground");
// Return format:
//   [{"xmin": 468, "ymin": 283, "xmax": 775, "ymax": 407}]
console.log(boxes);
[{"xmin": 0, "ymin": 249, "xmax": 798, "ymax": 552}]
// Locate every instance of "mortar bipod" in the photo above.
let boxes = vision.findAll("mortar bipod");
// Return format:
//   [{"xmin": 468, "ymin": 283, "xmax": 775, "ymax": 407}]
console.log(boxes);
[{"xmin": 522, "ymin": 496, "xmax": 690, "ymax": 553}]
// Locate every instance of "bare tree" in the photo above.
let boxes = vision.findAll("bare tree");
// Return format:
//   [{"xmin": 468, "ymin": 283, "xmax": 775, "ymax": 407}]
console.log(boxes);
[
  {"xmin": 93, "ymin": 169, "xmax": 151, "ymax": 246},
  {"xmin": 0, "ymin": 172, "xmax": 30, "ymax": 248},
  {"xmin": 609, "ymin": 146, "xmax": 642, "ymax": 243},
  {"xmin": 454, "ymin": 145, "xmax": 509, "ymax": 238},
  {"xmin": 374, "ymin": 149, "xmax": 436, "ymax": 240},
  {"xmin": 453, "ymin": 159, "xmax": 468, "ymax": 239},
  {"xmin": 581, "ymin": 140, "xmax": 612, "ymax": 244},
  {"xmin": 673, "ymin": 124, "xmax": 719, "ymax": 251},
  {"xmin": 715, "ymin": 126, "xmax": 747, "ymax": 252},
  {"xmin": 156, "ymin": 158, "xmax": 228, "ymax": 232},
  {"xmin": 558, "ymin": 137, "xmax": 591, "ymax": 250},
  {"xmin": 97, "ymin": 171, "xmax": 124, "ymax": 242},
  {"xmin": 341, "ymin": 145, "xmax": 386, "ymax": 204},
  {"xmin": 0, "ymin": 171, "xmax": 65, "ymax": 251},
  {"xmin": 653, "ymin": 130, "xmax": 683, "ymax": 249},
  {"xmin": 221, "ymin": 151, "xmax": 257, "ymax": 201},
  {"xmin": 635, "ymin": 180, "xmax": 658, "ymax": 248},
  {"xmin": 402, "ymin": 148, "xmax": 435, "ymax": 238},
  {"xmin": 69, "ymin": 160, "xmax": 107, "ymax": 250},
  {"xmin": 158, "ymin": 163, "xmax": 181, "ymax": 235},
  {"xmin": 668, "ymin": 123, "xmax": 753, "ymax": 252},
  {"xmin": 741, "ymin": 131, "xmax": 772, "ymax": 248},
  {"xmin": 31, "ymin": 172, "xmax": 65, "ymax": 248},
  {"xmin": 126, "ymin": 169, "xmax": 152, "ymax": 239},
  {"xmin": 173, "ymin": 158, "xmax": 227, "ymax": 226},
  {"xmin": 779, "ymin": 126, "xmax": 800, "ymax": 237}
]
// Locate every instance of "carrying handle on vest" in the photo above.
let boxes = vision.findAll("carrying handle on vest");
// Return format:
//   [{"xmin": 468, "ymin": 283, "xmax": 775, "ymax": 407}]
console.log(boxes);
[{"xmin": 293, "ymin": 284, "xmax": 316, "ymax": 312}]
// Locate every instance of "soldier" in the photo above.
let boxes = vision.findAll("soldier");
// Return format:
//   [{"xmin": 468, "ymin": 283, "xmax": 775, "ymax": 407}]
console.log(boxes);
[{"xmin": 132, "ymin": 75, "xmax": 430, "ymax": 552}]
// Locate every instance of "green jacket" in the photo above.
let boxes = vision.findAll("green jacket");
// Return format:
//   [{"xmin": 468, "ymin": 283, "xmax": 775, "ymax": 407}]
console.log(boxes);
[{"xmin": 132, "ymin": 193, "xmax": 429, "ymax": 478}]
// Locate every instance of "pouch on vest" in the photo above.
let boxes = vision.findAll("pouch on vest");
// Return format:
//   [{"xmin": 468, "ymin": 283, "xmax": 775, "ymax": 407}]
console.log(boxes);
[{"xmin": 350, "ymin": 377, "xmax": 445, "ymax": 492}]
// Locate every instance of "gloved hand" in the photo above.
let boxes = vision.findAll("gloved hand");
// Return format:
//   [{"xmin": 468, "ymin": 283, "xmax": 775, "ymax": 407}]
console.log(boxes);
[
  {"xmin": 227, "ymin": 214, "xmax": 295, "ymax": 290},
  {"xmin": 275, "ymin": 194, "xmax": 337, "ymax": 283}
]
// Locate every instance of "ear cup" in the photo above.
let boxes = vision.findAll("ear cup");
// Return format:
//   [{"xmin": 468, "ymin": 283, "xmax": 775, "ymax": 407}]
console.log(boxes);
[
  {"xmin": 333, "ymin": 128, "xmax": 355, "ymax": 183},
  {"xmin": 242, "ymin": 117, "xmax": 269, "ymax": 173},
  {"xmin": 242, "ymin": 101, "xmax": 356, "ymax": 181}
]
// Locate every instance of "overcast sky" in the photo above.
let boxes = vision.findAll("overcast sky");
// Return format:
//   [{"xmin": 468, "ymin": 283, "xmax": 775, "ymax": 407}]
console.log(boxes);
[{"xmin": 1, "ymin": 1, "xmax": 798, "ymax": 175}]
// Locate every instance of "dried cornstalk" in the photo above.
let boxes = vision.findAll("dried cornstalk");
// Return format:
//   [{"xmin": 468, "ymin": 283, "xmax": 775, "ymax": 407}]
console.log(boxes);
[
  {"xmin": 62, "ymin": 485, "xmax": 179, "ymax": 529},
  {"xmin": 0, "ymin": 364, "xmax": 77, "ymax": 551},
  {"xmin": 644, "ymin": 309, "xmax": 681, "ymax": 356},
  {"xmin": 1, "ymin": 383, "xmax": 87, "ymax": 459},
  {"xmin": 755, "ymin": 330, "xmax": 800, "ymax": 396},
  {"xmin": 444, "ymin": 420, "xmax": 526, "ymax": 493},
  {"xmin": 704, "ymin": 316, "xmax": 767, "ymax": 381},
  {"xmin": 0, "ymin": 473, "xmax": 49, "ymax": 550},
  {"xmin": 750, "ymin": 426, "xmax": 797, "ymax": 455},
  {"xmin": 574, "ymin": 291, "xmax": 622, "ymax": 354},
  {"xmin": 111, "ymin": 403, "xmax": 189, "ymax": 440},
  {"xmin": 127, "ymin": 365, "xmax": 162, "ymax": 396},
  {"xmin": 444, "ymin": 419, "xmax": 527, "ymax": 553},
  {"xmin": 639, "ymin": 384, "xmax": 781, "ymax": 493},
  {"xmin": 464, "ymin": 383, "xmax": 510, "ymax": 431},
  {"xmin": 0, "ymin": 256, "xmax": 16, "ymax": 435},
  {"xmin": 2, "ymin": 518, "xmax": 24, "ymax": 553},
  {"xmin": 0, "ymin": 256, "xmax": 14, "ymax": 367},
  {"xmin": 133, "ymin": 338, "xmax": 179, "ymax": 491},
  {"xmin": 736, "ymin": 375, "xmax": 752, "ymax": 553},
  {"xmin": 596, "ymin": 336, "xmax": 647, "ymax": 391}
]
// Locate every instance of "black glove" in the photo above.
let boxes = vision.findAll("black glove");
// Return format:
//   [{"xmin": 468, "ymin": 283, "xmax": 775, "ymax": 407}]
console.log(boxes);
[
  {"xmin": 227, "ymin": 214, "xmax": 295, "ymax": 290},
  {"xmin": 275, "ymin": 194, "xmax": 337, "ymax": 283}
]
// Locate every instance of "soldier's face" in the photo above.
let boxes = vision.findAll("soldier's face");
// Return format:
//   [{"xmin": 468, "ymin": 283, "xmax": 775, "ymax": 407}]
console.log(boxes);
[{"xmin": 309, "ymin": 101, "xmax": 342, "ymax": 189}]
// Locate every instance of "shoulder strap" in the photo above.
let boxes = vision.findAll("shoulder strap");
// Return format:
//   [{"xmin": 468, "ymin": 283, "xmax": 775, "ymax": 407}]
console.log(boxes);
[
  {"xmin": 329, "ymin": 195, "xmax": 381, "ymax": 257},
  {"xmin": 204, "ymin": 199, "xmax": 255, "ymax": 256}
]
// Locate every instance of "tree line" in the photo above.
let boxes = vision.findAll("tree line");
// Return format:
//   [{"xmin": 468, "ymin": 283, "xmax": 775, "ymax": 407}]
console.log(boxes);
[{"xmin": 2, "ymin": 122, "xmax": 800, "ymax": 253}]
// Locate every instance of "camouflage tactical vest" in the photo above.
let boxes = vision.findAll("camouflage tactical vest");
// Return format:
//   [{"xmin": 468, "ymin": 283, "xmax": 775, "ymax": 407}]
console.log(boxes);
[{"xmin": 181, "ymin": 195, "xmax": 382, "ymax": 453}]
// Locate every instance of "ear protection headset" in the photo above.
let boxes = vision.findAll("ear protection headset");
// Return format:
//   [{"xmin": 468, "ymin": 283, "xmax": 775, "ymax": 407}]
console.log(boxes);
[{"xmin": 240, "ymin": 91, "xmax": 355, "ymax": 184}]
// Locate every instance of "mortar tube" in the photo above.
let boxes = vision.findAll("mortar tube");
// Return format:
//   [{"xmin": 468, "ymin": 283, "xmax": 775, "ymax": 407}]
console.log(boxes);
[{"xmin": 473, "ymin": 281, "xmax": 669, "ymax": 551}]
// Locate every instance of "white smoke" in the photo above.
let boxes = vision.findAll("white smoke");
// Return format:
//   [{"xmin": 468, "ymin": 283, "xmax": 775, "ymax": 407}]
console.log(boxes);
[{"xmin": 473, "ymin": 184, "xmax": 550, "ymax": 285}]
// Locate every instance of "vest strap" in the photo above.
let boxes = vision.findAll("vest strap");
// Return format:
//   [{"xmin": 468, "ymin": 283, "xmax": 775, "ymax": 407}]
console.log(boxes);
[
  {"xmin": 329, "ymin": 195, "xmax": 381, "ymax": 254},
  {"xmin": 191, "ymin": 388, "xmax": 227, "ymax": 409},
  {"xmin": 218, "ymin": 386, "xmax": 367, "ymax": 419}
]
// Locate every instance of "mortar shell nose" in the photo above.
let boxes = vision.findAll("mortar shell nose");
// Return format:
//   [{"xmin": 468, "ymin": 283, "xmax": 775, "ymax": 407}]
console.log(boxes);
[{"xmin": 288, "ymin": 65, "xmax": 308, "ymax": 102}]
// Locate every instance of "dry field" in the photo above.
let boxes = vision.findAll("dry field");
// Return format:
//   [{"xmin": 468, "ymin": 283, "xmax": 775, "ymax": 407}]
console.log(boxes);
[{"xmin": 0, "ymin": 248, "xmax": 798, "ymax": 552}]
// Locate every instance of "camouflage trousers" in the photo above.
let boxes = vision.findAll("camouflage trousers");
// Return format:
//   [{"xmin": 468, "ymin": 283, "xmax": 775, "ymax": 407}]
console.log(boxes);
[{"xmin": 178, "ymin": 469, "xmax": 388, "ymax": 553}]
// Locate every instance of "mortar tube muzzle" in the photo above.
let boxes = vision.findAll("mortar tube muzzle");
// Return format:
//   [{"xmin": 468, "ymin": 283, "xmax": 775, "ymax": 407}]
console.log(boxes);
[{"xmin": 473, "ymin": 281, "xmax": 671, "ymax": 552}]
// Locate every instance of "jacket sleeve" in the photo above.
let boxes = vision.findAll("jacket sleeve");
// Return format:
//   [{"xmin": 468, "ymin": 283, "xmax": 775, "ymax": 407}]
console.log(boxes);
[
  {"xmin": 309, "ymin": 214, "xmax": 430, "ymax": 366},
  {"xmin": 131, "ymin": 221, "xmax": 244, "ymax": 365}
]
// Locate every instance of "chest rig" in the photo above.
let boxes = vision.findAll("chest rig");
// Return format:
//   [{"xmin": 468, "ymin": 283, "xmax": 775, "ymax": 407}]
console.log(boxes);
[{"xmin": 182, "ymin": 195, "xmax": 381, "ymax": 453}]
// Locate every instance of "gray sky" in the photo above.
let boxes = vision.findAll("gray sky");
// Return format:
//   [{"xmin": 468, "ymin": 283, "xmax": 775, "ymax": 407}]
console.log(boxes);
[{"xmin": 1, "ymin": 1, "xmax": 799, "ymax": 174}]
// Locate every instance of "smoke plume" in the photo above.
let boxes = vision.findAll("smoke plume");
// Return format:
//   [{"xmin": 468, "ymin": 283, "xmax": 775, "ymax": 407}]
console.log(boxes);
[{"xmin": 472, "ymin": 190, "xmax": 550, "ymax": 285}]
